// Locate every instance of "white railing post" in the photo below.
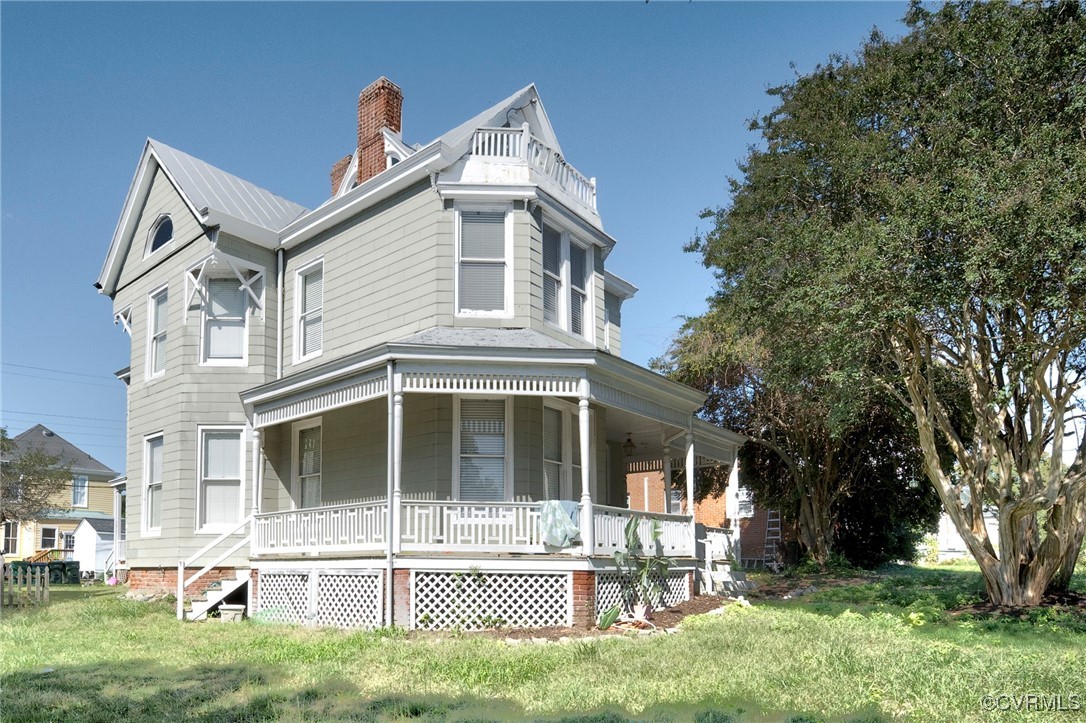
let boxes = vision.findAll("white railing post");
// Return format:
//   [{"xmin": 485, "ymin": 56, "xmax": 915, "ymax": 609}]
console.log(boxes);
[
  {"xmin": 686, "ymin": 430, "xmax": 697, "ymax": 550},
  {"xmin": 578, "ymin": 378, "xmax": 594, "ymax": 555},
  {"xmin": 589, "ymin": 177, "xmax": 597, "ymax": 210},
  {"xmin": 662, "ymin": 445, "xmax": 671, "ymax": 513},
  {"xmin": 520, "ymin": 122, "xmax": 530, "ymax": 161}
]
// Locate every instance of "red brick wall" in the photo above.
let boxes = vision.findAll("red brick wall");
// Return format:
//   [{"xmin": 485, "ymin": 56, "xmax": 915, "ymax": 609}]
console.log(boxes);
[
  {"xmin": 393, "ymin": 568, "xmax": 411, "ymax": 627},
  {"xmin": 249, "ymin": 568, "xmax": 259, "ymax": 609},
  {"xmin": 625, "ymin": 471, "xmax": 731, "ymax": 527},
  {"xmin": 571, "ymin": 570, "xmax": 595, "ymax": 628},
  {"xmin": 357, "ymin": 77, "xmax": 402, "ymax": 186},
  {"xmin": 127, "ymin": 566, "xmax": 239, "ymax": 598}
]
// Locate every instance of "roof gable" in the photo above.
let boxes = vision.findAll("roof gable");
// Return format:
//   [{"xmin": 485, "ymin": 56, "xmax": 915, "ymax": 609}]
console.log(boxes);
[
  {"xmin": 4, "ymin": 425, "xmax": 117, "ymax": 476},
  {"xmin": 432, "ymin": 84, "xmax": 562, "ymax": 158}
]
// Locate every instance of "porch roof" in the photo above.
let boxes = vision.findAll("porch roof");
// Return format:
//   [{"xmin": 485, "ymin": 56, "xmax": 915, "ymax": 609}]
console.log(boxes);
[{"xmin": 239, "ymin": 329, "xmax": 712, "ymax": 433}]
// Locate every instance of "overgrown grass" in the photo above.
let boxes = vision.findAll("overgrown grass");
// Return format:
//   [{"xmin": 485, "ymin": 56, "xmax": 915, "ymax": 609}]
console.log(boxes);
[{"xmin": 2, "ymin": 567, "xmax": 1084, "ymax": 721}]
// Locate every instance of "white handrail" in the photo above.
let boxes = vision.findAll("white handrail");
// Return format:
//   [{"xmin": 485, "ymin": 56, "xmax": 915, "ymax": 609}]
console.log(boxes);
[{"xmin": 177, "ymin": 516, "xmax": 251, "ymax": 620}]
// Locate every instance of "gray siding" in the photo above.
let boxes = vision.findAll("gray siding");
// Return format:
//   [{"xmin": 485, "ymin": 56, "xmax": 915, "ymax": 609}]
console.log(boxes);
[{"xmin": 604, "ymin": 291, "xmax": 623, "ymax": 357}]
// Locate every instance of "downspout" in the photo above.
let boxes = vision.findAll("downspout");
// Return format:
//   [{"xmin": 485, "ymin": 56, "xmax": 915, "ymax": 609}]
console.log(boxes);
[
  {"xmin": 276, "ymin": 248, "xmax": 284, "ymax": 379},
  {"xmin": 385, "ymin": 361, "xmax": 395, "ymax": 627}
]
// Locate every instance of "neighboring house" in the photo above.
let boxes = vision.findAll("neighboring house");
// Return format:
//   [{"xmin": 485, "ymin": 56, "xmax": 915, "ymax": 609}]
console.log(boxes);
[
  {"xmin": 1, "ymin": 425, "xmax": 118, "ymax": 562},
  {"xmin": 96, "ymin": 78, "xmax": 744, "ymax": 629}
]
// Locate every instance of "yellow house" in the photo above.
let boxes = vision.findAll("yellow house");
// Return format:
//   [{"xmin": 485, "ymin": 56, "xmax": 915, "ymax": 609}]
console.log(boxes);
[{"xmin": 1, "ymin": 425, "xmax": 118, "ymax": 562}]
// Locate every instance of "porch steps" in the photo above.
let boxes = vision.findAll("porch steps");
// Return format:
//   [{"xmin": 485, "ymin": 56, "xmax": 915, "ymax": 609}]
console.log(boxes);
[{"xmin": 185, "ymin": 571, "xmax": 250, "ymax": 622}]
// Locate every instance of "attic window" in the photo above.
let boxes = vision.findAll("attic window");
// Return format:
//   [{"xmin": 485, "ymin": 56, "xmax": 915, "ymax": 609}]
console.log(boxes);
[{"xmin": 147, "ymin": 214, "xmax": 173, "ymax": 255}]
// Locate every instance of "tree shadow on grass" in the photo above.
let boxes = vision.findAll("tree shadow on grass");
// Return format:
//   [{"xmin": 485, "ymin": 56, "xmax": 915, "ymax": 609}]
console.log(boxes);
[{"xmin": 0, "ymin": 659, "xmax": 881, "ymax": 722}]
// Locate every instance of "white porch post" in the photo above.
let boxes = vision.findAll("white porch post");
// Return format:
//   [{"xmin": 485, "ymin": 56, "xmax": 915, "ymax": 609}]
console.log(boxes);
[
  {"xmin": 250, "ymin": 428, "xmax": 262, "ymax": 517},
  {"xmin": 686, "ymin": 430, "xmax": 697, "ymax": 549},
  {"xmin": 111, "ymin": 484, "xmax": 122, "ymax": 572},
  {"xmin": 578, "ymin": 378, "xmax": 594, "ymax": 555},
  {"xmin": 392, "ymin": 375, "xmax": 404, "ymax": 554},
  {"xmin": 662, "ymin": 445, "xmax": 671, "ymax": 513}
]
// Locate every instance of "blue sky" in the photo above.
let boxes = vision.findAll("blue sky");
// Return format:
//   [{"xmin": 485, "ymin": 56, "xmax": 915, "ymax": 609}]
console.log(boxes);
[{"xmin": 1, "ymin": 2, "xmax": 911, "ymax": 473}]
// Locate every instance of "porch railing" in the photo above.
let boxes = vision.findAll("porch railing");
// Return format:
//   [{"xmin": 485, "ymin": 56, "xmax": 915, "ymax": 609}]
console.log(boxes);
[
  {"xmin": 592, "ymin": 506, "xmax": 693, "ymax": 557},
  {"xmin": 470, "ymin": 127, "xmax": 597, "ymax": 211},
  {"xmin": 253, "ymin": 501, "xmax": 388, "ymax": 555},
  {"xmin": 400, "ymin": 500, "xmax": 545, "ymax": 553}
]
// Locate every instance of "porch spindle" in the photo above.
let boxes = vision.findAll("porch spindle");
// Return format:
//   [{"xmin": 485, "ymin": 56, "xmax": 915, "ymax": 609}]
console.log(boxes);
[
  {"xmin": 578, "ymin": 378, "xmax": 594, "ymax": 555},
  {"xmin": 686, "ymin": 430, "xmax": 696, "ymax": 549}
]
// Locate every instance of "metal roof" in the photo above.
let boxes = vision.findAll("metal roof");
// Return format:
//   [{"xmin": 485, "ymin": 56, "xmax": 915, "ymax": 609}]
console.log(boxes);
[{"xmin": 150, "ymin": 139, "xmax": 308, "ymax": 233}]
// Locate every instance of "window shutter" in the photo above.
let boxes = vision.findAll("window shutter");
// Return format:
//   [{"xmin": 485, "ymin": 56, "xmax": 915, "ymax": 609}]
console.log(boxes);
[
  {"xmin": 543, "ymin": 226, "xmax": 561, "ymax": 274},
  {"xmin": 543, "ymin": 224, "xmax": 562, "ymax": 325}
]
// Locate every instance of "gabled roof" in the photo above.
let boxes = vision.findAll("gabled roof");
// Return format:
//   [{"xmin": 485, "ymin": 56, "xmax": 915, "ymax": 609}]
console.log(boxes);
[
  {"xmin": 431, "ymin": 84, "xmax": 563, "ymax": 157},
  {"xmin": 2, "ymin": 425, "xmax": 116, "ymax": 477},
  {"xmin": 76, "ymin": 517, "xmax": 115, "ymax": 535},
  {"xmin": 96, "ymin": 139, "xmax": 308, "ymax": 295}
]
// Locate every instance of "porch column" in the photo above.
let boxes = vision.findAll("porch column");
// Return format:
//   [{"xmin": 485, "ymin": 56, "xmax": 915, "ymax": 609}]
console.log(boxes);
[
  {"xmin": 112, "ymin": 484, "xmax": 122, "ymax": 573},
  {"xmin": 578, "ymin": 378, "xmax": 595, "ymax": 555},
  {"xmin": 686, "ymin": 430, "xmax": 697, "ymax": 550},
  {"xmin": 662, "ymin": 446, "xmax": 671, "ymax": 514},
  {"xmin": 250, "ymin": 428, "xmax": 262, "ymax": 517},
  {"xmin": 391, "ymin": 377, "xmax": 404, "ymax": 554}
]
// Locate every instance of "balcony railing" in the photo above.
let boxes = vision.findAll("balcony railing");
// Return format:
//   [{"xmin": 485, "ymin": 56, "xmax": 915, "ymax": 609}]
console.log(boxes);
[
  {"xmin": 252, "ymin": 499, "xmax": 694, "ymax": 558},
  {"xmin": 470, "ymin": 127, "xmax": 597, "ymax": 211}
]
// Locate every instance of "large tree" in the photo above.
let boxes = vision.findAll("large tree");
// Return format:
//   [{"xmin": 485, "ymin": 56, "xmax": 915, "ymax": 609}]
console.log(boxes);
[
  {"xmin": 0, "ymin": 428, "xmax": 72, "ymax": 524},
  {"xmin": 690, "ymin": 1, "xmax": 1086, "ymax": 604}
]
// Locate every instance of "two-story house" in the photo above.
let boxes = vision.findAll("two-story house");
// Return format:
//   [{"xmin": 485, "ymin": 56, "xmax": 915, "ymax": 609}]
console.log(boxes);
[
  {"xmin": 96, "ymin": 78, "xmax": 743, "ymax": 629},
  {"xmin": 1, "ymin": 425, "xmax": 118, "ymax": 563}
]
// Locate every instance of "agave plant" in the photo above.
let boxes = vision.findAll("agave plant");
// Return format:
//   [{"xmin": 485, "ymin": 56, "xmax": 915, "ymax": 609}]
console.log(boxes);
[{"xmin": 612, "ymin": 515, "xmax": 673, "ymax": 618}]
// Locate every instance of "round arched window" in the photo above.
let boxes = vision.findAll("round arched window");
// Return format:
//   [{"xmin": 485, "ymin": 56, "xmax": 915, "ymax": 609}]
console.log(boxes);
[{"xmin": 149, "ymin": 215, "xmax": 173, "ymax": 254}]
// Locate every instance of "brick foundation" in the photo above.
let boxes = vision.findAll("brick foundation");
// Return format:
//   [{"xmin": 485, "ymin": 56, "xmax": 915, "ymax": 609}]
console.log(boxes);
[
  {"xmin": 393, "ymin": 568, "xmax": 411, "ymax": 627},
  {"xmin": 571, "ymin": 570, "xmax": 595, "ymax": 628},
  {"xmin": 127, "ymin": 566, "xmax": 240, "ymax": 598}
]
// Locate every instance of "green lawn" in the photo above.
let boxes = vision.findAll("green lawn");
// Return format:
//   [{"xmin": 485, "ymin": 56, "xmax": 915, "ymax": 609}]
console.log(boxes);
[{"xmin": 1, "ymin": 567, "xmax": 1084, "ymax": 722}]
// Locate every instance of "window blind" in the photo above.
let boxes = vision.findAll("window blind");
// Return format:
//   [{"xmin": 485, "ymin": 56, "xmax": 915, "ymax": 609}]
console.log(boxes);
[
  {"xmin": 459, "ymin": 399, "xmax": 505, "ymax": 501},
  {"xmin": 459, "ymin": 211, "xmax": 506, "ymax": 312},
  {"xmin": 298, "ymin": 425, "xmax": 322, "ymax": 508},
  {"xmin": 151, "ymin": 291, "xmax": 168, "ymax": 373},
  {"xmin": 542, "ymin": 225, "xmax": 561, "ymax": 324},
  {"xmin": 201, "ymin": 431, "xmax": 241, "ymax": 528},
  {"xmin": 543, "ymin": 407, "xmax": 562, "ymax": 500}
]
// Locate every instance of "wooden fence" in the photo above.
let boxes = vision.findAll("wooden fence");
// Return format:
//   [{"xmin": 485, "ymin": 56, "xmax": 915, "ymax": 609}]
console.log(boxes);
[{"xmin": 0, "ymin": 565, "xmax": 50, "ymax": 617}]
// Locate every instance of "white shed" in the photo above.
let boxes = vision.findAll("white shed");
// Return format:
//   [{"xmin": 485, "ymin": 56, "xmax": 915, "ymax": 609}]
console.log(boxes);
[{"xmin": 73, "ymin": 518, "xmax": 115, "ymax": 575}]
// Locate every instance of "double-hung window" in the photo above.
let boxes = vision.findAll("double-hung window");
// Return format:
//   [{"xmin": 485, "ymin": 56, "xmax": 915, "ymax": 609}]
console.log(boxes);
[
  {"xmin": 542, "ymin": 401, "xmax": 585, "ymax": 501},
  {"xmin": 40, "ymin": 526, "xmax": 58, "ymax": 550},
  {"xmin": 294, "ymin": 420, "xmax": 322, "ymax": 509},
  {"xmin": 2, "ymin": 521, "xmax": 16, "ymax": 555},
  {"xmin": 71, "ymin": 475, "xmax": 88, "ymax": 508},
  {"xmin": 203, "ymin": 279, "xmax": 247, "ymax": 363},
  {"xmin": 457, "ymin": 208, "xmax": 510, "ymax": 315},
  {"xmin": 541, "ymin": 221, "xmax": 592, "ymax": 341},
  {"xmin": 145, "ymin": 435, "xmax": 163, "ymax": 534},
  {"xmin": 296, "ymin": 261, "xmax": 323, "ymax": 361},
  {"xmin": 148, "ymin": 287, "xmax": 168, "ymax": 378},
  {"xmin": 456, "ymin": 398, "xmax": 509, "ymax": 501},
  {"xmin": 199, "ymin": 429, "xmax": 243, "ymax": 531}
]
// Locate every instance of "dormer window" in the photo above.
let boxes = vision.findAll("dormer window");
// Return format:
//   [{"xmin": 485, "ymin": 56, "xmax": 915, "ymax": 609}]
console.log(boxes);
[{"xmin": 147, "ymin": 214, "xmax": 173, "ymax": 255}]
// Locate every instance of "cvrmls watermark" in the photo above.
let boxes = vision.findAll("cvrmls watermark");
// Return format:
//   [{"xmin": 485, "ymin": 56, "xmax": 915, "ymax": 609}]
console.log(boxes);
[{"xmin": 981, "ymin": 694, "xmax": 1081, "ymax": 712}]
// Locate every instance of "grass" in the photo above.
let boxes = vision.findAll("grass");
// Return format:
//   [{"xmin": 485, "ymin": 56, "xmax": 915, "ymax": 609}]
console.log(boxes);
[{"xmin": 1, "ymin": 568, "xmax": 1084, "ymax": 722}]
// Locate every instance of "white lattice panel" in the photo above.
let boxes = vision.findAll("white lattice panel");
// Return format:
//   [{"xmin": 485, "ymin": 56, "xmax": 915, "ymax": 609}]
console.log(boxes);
[
  {"xmin": 258, "ymin": 572, "xmax": 309, "ymax": 624},
  {"xmin": 413, "ymin": 571, "xmax": 570, "ymax": 630},
  {"xmin": 316, "ymin": 573, "xmax": 382, "ymax": 629},
  {"xmin": 595, "ymin": 570, "xmax": 690, "ymax": 617}
]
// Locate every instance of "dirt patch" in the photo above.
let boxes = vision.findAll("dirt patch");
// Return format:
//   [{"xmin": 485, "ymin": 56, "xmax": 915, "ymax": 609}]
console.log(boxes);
[
  {"xmin": 747, "ymin": 573, "xmax": 876, "ymax": 600},
  {"xmin": 415, "ymin": 594, "xmax": 730, "ymax": 642},
  {"xmin": 951, "ymin": 590, "xmax": 1086, "ymax": 619}
]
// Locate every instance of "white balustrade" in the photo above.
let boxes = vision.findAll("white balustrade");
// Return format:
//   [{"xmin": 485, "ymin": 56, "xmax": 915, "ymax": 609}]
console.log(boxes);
[
  {"xmin": 400, "ymin": 500, "xmax": 545, "ymax": 552},
  {"xmin": 703, "ymin": 526, "xmax": 736, "ymax": 563},
  {"xmin": 253, "ymin": 501, "xmax": 387, "ymax": 555},
  {"xmin": 592, "ymin": 505, "xmax": 693, "ymax": 557},
  {"xmin": 470, "ymin": 128, "xmax": 597, "ymax": 211}
]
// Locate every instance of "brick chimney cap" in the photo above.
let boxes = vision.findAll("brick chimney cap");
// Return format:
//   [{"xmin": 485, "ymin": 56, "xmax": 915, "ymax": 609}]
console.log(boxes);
[{"xmin": 360, "ymin": 77, "xmax": 402, "ymax": 98}]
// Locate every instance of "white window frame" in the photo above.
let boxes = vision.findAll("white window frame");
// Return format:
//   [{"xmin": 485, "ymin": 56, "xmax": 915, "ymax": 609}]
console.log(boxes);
[
  {"xmin": 452, "ymin": 396, "xmax": 514, "ymax": 501},
  {"xmin": 195, "ymin": 425, "xmax": 247, "ymax": 534},
  {"xmin": 200, "ymin": 277, "xmax": 249, "ymax": 367},
  {"xmin": 542, "ymin": 399, "xmax": 592, "ymax": 501},
  {"xmin": 454, "ymin": 203, "xmax": 514, "ymax": 318},
  {"xmin": 541, "ymin": 218, "xmax": 595, "ymax": 343},
  {"xmin": 145, "ymin": 213, "xmax": 174, "ymax": 257},
  {"xmin": 146, "ymin": 284, "xmax": 169, "ymax": 381},
  {"xmin": 2, "ymin": 521, "xmax": 17, "ymax": 556},
  {"xmin": 294, "ymin": 258, "xmax": 325, "ymax": 363},
  {"xmin": 736, "ymin": 486, "xmax": 755, "ymax": 519},
  {"xmin": 291, "ymin": 417, "xmax": 323, "ymax": 509},
  {"xmin": 39, "ymin": 525, "xmax": 58, "ymax": 550},
  {"xmin": 542, "ymin": 222, "xmax": 565, "ymax": 327},
  {"xmin": 143, "ymin": 433, "xmax": 164, "ymax": 536},
  {"xmin": 71, "ymin": 475, "xmax": 89, "ymax": 508}
]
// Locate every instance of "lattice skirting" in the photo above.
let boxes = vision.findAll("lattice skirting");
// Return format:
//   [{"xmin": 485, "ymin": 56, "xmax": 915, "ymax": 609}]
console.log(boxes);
[
  {"xmin": 257, "ymin": 569, "xmax": 383, "ymax": 629},
  {"xmin": 595, "ymin": 570, "xmax": 690, "ymax": 617},
  {"xmin": 412, "ymin": 571, "xmax": 571, "ymax": 630}
]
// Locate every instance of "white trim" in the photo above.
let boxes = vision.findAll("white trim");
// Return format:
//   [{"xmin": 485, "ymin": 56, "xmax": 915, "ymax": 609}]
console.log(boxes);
[
  {"xmin": 146, "ymin": 284, "xmax": 169, "ymax": 382},
  {"xmin": 541, "ymin": 216, "xmax": 595, "ymax": 344},
  {"xmin": 453, "ymin": 203, "xmax": 514, "ymax": 319},
  {"xmin": 195, "ymin": 425, "xmax": 247, "ymax": 535},
  {"xmin": 294, "ymin": 257, "xmax": 325, "ymax": 364},
  {"xmin": 143, "ymin": 433, "xmax": 164, "ymax": 537},
  {"xmin": 451, "ymin": 396, "xmax": 514, "ymax": 502},
  {"xmin": 144, "ymin": 213, "xmax": 174, "ymax": 258},
  {"xmin": 291, "ymin": 417, "xmax": 323, "ymax": 509},
  {"xmin": 114, "ymin": 306, "xmax": 132, "ymax": 336},
  {"xmin": 71, "ymin": 474, "xmax": 89, "ymax": 508},
  {"xmin": 39, "ymin": 525, "xmax": 60, "ymax": 550}
]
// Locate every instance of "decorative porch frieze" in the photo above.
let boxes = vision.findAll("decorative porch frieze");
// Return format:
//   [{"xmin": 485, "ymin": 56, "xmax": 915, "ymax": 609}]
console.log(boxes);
[
  {"xmin": 400, "ymin": 368, "xmax": 582, "ymax": 396},
  {"xmin": 253, "ymin": 370, "xmax": 388, "ymax": 428},
  {"xmin": 588, "ymin": 379, "xmax": 691, "ymax": 428}
]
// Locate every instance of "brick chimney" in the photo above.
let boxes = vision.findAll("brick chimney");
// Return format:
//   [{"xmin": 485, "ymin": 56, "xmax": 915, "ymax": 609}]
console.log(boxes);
[
  {"xmin": 329, "ymin": 155, "xmax": 352, "ymax": 195},
  {"xmin": 356, "ymin": 77, "xmax": 403, "ymax": 186}
]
